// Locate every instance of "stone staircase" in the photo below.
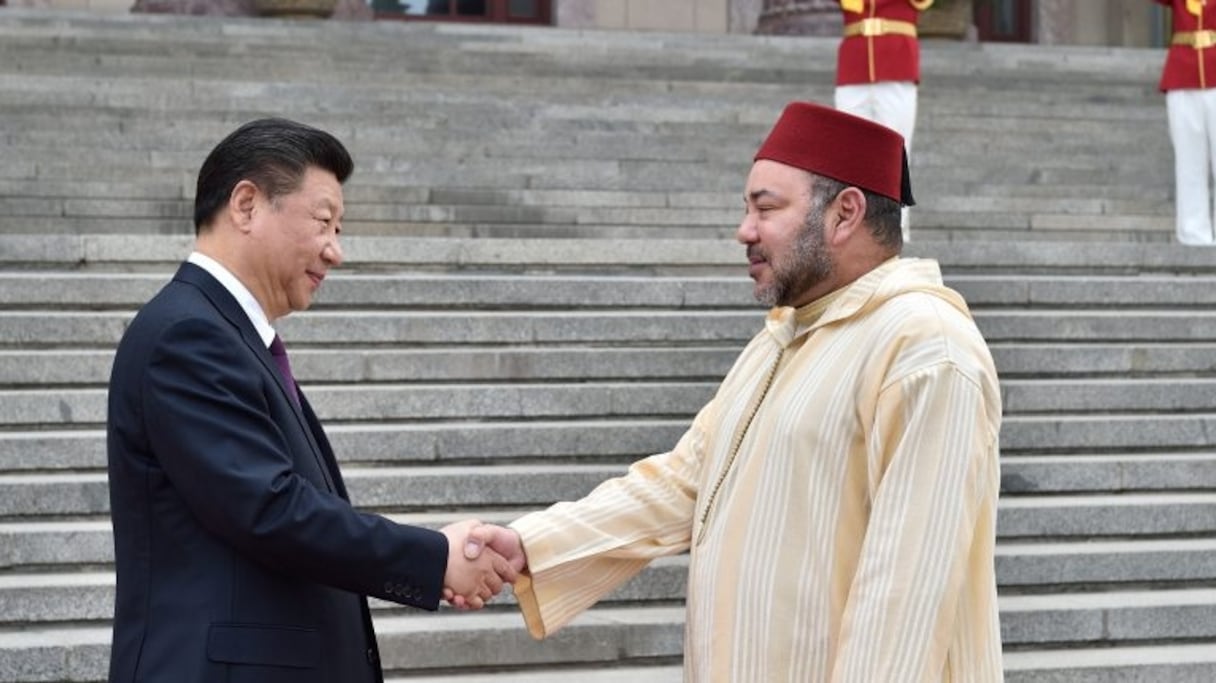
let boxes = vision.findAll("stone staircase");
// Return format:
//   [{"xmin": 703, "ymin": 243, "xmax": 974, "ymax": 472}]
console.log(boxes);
[
  {"xmin": 1, "ymin": 7, "xmax": 1214, "ymax": 682},
  {"xmin": 0, "ymin": 7, "xmax": 1174, "ymax": 242}
]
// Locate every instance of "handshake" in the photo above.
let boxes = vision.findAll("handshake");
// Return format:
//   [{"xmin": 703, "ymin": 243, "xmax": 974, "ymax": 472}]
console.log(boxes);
[{"xmin": 438, "ymin": 520, "xmax": 526, "ymax": 609}]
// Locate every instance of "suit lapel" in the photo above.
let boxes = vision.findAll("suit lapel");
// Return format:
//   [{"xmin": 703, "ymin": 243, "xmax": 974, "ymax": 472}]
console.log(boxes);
[
  {"xmin": 173, "ymin": 263, "xmax": 338, "ymax": 493},
  {"xmin": 299, "ymin": 394, "xmax": 350, "ymax": 501}
]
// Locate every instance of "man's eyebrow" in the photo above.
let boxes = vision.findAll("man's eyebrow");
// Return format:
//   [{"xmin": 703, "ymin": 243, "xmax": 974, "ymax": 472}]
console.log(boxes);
[
  {"xmin": 312, "ymin": 197, "xmax": 339, "ymax": 213},
  {"xmin": 745, "ymin": 188, "xmax": 781, "ymax": 204}
]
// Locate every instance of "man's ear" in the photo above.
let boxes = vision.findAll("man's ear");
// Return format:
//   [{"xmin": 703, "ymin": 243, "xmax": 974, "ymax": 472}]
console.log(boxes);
[
  {"xmin": 826, "ymin": 186, "xmax": 867, "ymax": 246},
  {"xmin": 229, "ymin": 180, "xmax": 259, "ymax": 233}
]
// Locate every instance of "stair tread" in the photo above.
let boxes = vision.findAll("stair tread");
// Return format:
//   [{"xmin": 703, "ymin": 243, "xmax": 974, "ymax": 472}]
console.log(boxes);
[{"xmin": 1004, "ymin": 642, "xmax": 1216, "ymax": 669}]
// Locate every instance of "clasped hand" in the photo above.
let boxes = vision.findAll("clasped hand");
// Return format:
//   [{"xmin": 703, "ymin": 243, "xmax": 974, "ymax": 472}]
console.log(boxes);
[{"xmin": 439, "ymin": 520, "xmax": 527, "ymax": 610}]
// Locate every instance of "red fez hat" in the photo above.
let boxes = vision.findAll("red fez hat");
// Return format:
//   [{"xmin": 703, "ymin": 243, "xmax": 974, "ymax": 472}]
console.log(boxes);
[{"xmin": 754, "ymin": 101, "xmax": 915, "ymax": 206}]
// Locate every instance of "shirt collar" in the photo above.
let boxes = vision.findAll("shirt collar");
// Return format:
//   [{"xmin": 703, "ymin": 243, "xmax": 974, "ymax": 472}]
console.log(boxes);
[{"xmin": 187, "ymin": 251, "xmax": 277, "ymax": 348}]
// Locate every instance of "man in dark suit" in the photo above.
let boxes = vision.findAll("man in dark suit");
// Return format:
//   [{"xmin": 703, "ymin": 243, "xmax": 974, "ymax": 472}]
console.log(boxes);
[{"xmin": 106, "ymin": 118, "xmax": 515, "ymax": 683}]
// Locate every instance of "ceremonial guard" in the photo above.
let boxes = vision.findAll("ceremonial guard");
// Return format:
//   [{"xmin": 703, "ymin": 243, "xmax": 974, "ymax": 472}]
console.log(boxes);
[
  {"xmin": 1157, "ymin": 0, "xmax": 1216, "ymax": 245},
  {"xmin": 835, "ymin": 0, "xmax": 933, "ymax": 240}
]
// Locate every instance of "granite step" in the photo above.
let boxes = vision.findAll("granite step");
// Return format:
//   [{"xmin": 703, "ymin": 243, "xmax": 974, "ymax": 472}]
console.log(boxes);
[
  {"xmin": 6, "ymin": 377, "xmax": 1216, "ymax": 428},
  {"xmin": 1, "ymin": 155, "xmax": 748, "ymax": 190},
  {"xmin": 0, "ymin": 555, "xmax": 690, "ymax": 625},
  {"xmin": 4, "ymin": 236, "xmax": 1212, "ymax": 275},
  {"xmin": 3, "ymin": 397, "xmax": 1215, "ymax": 466},
  {"xmin": 0, "ymin": 216, "xmax": 1173, "ymax": 241},
  {"xmin": 4, "ymin": 343, "xmax": 1216, "ymax": 389},
  {"xmin": 0, "ymin": 148, "xmax": 1162, "ymax": 187},
  {"xmin": 997, "ymin": 493, "xmax": 1216, "ymax": 539},
  {"xmin": 1, "ymin": 413, "xmax": 1212, "ymax": 472},
  {"xmin": 0, "ymin": 128, "xmax": 1161, "ymax": 170},
  {"xmin": 990, "ymin": 343, "xmax": 1216, "ymax": 378},
  {"xmin": 0, "ymin": 591, "xmax": 1213, "ymax": 681},
  {"xmin": 995, "ymin": 538, "xmax": 1216, "ymax": 588},
  {"xmin": 0, "ymin": 200, "xmax": 1171, "ymax": 237},
  {"xmin": 0, "ymin": 235, "xmax": 1207, "ymax": 271},
  {"xmin": 0, "ymin": 123, "xmax": 1164, "ymax": 160},
  {"xmin": 1000, "ymin": 453, "xmax": 1216, "ymax": 494},
  {"xmin": 0, "ymin": 176, "xmax": 1170, "ymax": 209},
  {"xmin": 0, "ymin": 310, "xmax": 762, "ymax": 348},
  {"xmin": 4, "ymin": 371, "xmax": 1211, "ymax": 452},
  {"xmin": 6, "ymin": 506, "xmax": 1216, "ymax": 581},
  {"xmin": 0, "ymin": 347, "xmax": 740, "ymax": 387},
  {"xmin": 5, "ymin": 273, "xmax": 1216, "ymax": 310},
  {"xmin": 1003, "ymin": 644, "xmax": 1216, "ymax": 683},
  {"xmin": 0, "ymin": 474, "xmax": 1211, "ymax": 539},
  {"xmin": 0, "ymin": 273, "xmax": 758, "ymax": 309},
  {"xmin": 6, "ymin": 537, "xmax": 1216, "ymax": 622},
  {"xmin": 0, "ymin": 607, "xmax": 686, "ymax": 682},
  {"xmin": 1000, "ymin": 378, "xmax": 1216, "ymax": 414},
  {"xmin": 1, "ymin": 100, "xmax": 1153, "ymax": 136},
  {"xmin": 0, "ymin": 84, "xmax": 1159, "ymax": 128},
  {"xmin": 6, "ymin": 309, "xmax": 1216, "ymax": 348},
  {"xmin": 0, "ymin": 384, "xmax": 714, "ymax": 426},
  {"xmin": 1000, "ymin": 588, "xmax": 1216, "ymax": 646},
  {"xmin": 3, "ymin": 632, "xmax": 1216, "ymax": 683}
]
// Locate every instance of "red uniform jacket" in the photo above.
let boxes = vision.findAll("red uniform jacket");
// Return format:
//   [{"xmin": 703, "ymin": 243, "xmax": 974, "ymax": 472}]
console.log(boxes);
[
  {"xmin": 836, "ymin": 0, "xmax": 928, "ymax": 86},
  {"xmin": 1158, "ymin": 0, "xmax": 1216, "ymax": 91}
]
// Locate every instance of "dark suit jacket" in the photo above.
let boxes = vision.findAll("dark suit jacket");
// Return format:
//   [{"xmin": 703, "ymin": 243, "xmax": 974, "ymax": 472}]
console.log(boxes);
[{"xmin": 107, "ymin": 263, "xmax": 448, "ymax": 683}]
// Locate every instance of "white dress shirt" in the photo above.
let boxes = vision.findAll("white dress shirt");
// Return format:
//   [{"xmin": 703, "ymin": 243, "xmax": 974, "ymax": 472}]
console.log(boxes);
[{"xmin": 187, "ymin": 251, "xmax": 276, "ymax": 348}]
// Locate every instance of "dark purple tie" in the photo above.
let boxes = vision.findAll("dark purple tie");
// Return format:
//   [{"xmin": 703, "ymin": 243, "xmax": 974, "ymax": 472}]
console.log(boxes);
[{"xmin": 268, "ymin": 334, "xmax": 300, "ymax": 406}]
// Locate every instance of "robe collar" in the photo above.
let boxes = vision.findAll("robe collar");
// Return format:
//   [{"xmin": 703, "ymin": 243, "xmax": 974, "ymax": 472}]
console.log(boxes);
[{"xmin": 763, "ymin": 256, "xmax": 923, "ymax": 348}]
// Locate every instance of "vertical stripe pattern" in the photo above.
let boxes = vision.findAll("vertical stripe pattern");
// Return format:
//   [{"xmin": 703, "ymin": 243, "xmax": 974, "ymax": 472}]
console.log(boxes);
[{"xmin": 511, "ymin": 258, "xmax": 1004, "ymax": 682}]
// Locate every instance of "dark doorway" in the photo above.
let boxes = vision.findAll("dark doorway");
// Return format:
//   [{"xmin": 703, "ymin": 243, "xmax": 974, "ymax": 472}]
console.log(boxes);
[
  {"xmin": 373, "ymin": 0, "xmax": 551, "ymax": 24},
  {"xmin": 974, "ymin": 0, "xmax": 1033, "ymax": 43}
]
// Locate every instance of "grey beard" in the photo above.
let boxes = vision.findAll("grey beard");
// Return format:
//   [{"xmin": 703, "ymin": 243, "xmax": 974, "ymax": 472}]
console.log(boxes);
[{"xmin": 755, "ymin": 203, "xmax": 833, "ymax": 307}]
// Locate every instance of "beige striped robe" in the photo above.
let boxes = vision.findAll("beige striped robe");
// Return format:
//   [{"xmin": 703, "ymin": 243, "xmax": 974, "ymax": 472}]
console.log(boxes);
[{"xmin": 511, "ymin": 258, "xmax": 1004, "ymax": 682}]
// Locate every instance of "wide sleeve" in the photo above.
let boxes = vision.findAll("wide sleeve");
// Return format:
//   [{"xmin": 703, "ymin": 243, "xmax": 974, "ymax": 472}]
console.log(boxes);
[
  {"xmin": 508, "ymin": 400, "xmax": 712, "ymax": 639},
  {"xmin": 830, "ymin": 360, "xmax": 1001, "ymax": 682},
  {"xmin": 141, "ymin": 317, "xmax": 449, "ymax": 609}
]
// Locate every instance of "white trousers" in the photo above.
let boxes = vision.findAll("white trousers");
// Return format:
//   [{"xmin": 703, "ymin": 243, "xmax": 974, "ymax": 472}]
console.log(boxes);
[
  {"xmin": 1167, "ymin": 89, "xmax": 1216, "ymax": 245},
  {"xmin": 835, "ymin": 81, "xmax": 917, "ymax": 240}
]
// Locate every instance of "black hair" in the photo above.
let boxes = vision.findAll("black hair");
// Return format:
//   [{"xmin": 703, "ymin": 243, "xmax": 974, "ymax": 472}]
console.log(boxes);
[
  {"xmin": 809, "ymin": 174, "xmax": 903, "ymax": 251},
  {"xmin": 193, "ymin": 117, "xmax": 353, "ymax": 235}
]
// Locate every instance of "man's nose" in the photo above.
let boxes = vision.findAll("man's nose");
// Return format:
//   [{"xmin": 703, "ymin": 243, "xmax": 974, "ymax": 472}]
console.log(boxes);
[
  {"xmin": 324, "ymin": 236, "xmax": 344, "ymax": 266},
  {"xmin": 736, "ymin": 211, "xmax": 758, "ymax": 244}
]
